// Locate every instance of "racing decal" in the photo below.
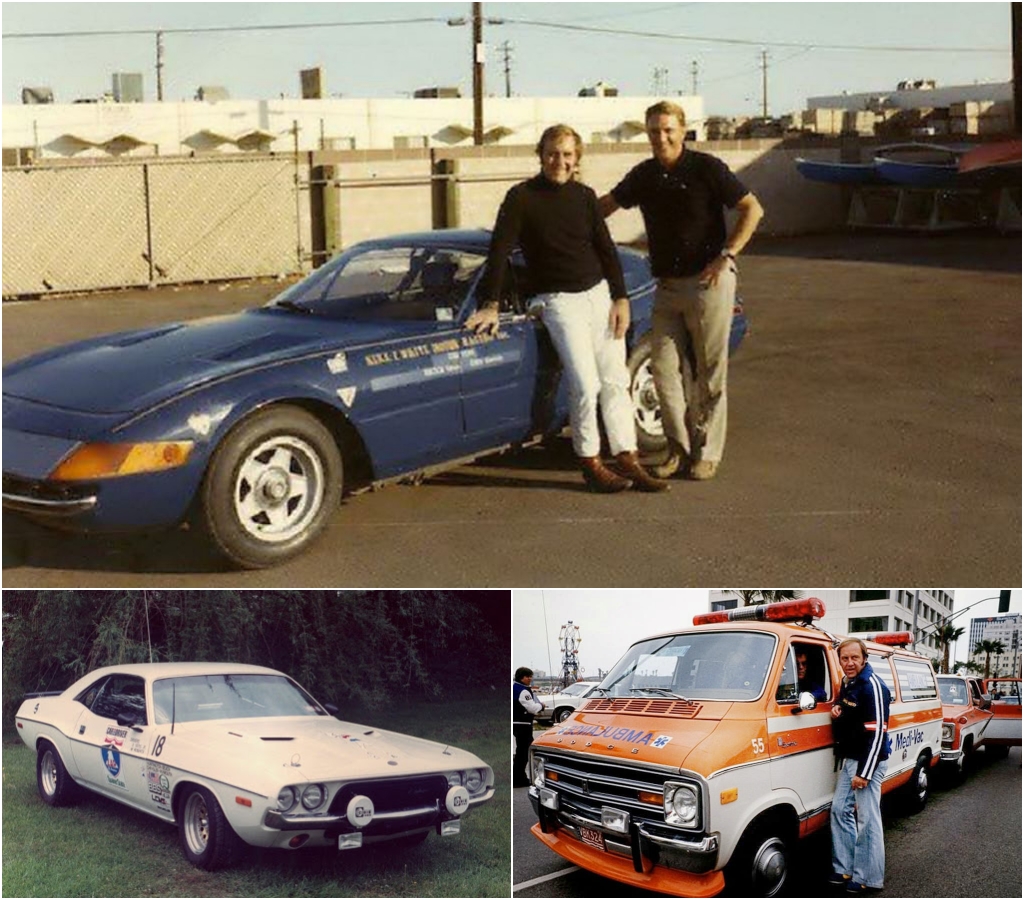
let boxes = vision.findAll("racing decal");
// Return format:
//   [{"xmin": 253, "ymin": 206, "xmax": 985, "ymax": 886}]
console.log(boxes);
[
  {"xmin": 105, "ymin": 726, "xmax": 128, "ymax": 747},
  {"xmin": 151, "ymin": 735, "xmax": 167, "ymax": 757},
  {"xmin": 337, "ymin": 386, "xmax": 357, "ymax": 408},
  {"xmin": 327, "ymin": 352, "xmax": 349, "ymax": 374},
  {"xmin": 128, "ymin": 734, "xmax": 149, "ymax": 756},
  {"xmin": 147, "ymin": 763, "xmax": 173, "ymax": 808},
  {"xmin": 363, "ymin": 332, "xmax": 510, "ymax": 370},
  {"xmin": 101, "ymin": 745, "xmax": 129, "ymax": 791}
]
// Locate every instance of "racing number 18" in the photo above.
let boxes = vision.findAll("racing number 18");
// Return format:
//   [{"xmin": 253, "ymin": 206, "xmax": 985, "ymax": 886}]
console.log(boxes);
[{"xmin": 152, "ymin": 736, "xmax": 166, "ymax": 757}]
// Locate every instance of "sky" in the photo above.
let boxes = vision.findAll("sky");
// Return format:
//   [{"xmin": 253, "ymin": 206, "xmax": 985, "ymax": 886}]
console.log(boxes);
[
  {"xmin": 512, "ymin": 589, "xmax": 1022, "ymax": 680},
  {"xmin": 1, "ymin": 2, "xmax": 1014, "ymax": 117}
]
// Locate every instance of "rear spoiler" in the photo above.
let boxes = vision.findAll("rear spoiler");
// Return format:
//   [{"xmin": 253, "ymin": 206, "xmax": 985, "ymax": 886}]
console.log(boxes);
[{"xmin": 23, "ymin": 691, "xmax": 64, "ymax": 700}]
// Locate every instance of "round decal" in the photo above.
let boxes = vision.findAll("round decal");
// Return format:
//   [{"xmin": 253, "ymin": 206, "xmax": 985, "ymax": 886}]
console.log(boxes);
[
  {"xmin": 445, "ymin": 785, "xmax": 470, "ymax": 816},
  {"xmin": 101, "ymin": 745, "xmax": 121, "ymax": 776},
  {"xmin": 346, "ymin": 794, "xmax": 374, "ymax": 828}
]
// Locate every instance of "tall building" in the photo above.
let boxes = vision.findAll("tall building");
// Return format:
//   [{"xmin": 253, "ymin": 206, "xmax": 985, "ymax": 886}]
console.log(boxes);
[
  {"xmin": 968, "ymin": 613, "xmax": 1022, "ymax": 678},
  {"xmin": 708, "ymin": 589, "xmax": 954, "ymax": 664}
]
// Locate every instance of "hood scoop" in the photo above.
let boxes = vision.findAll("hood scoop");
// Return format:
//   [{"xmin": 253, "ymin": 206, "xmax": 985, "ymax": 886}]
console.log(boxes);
[
  {"xmin": 582, "ymin": 698, "xmax": 703, "ymax": 718},
  {"xmin": 260, "ymin": 736, "xmax": 296, "ymax": 741}
]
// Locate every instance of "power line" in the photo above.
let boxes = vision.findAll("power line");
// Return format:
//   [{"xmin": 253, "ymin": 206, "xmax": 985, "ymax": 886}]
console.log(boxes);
[
  {"xmin": 497, "ymin": 17, "xmax": 1005, "ymax": 54},
  {"xmin": 2, "ymin": 17, "xmax": 446, "ymax": 40}
]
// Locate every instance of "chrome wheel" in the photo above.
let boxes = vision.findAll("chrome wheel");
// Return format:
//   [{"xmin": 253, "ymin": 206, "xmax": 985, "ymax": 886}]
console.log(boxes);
[
  {"xmin": 629, "ymin": 355, "xmax": 664, "ymax": 439},
  {"xmin": 233, "ymin": 434, "xmax": 325, "ymax": 543},
  {"xmin": 912, "ymin": 761, "xmax": 929, "ymax": 805},
  {"xmin": 748, "ymin": 835, "xmax": 788, "ymax": 897},
  {"xmin": 40, "ymin": 749, "xmax": 57, "ymax": 797},
  {"xmin": 183, "ymin": 791, "xmax": 211, "ymax": 856}
]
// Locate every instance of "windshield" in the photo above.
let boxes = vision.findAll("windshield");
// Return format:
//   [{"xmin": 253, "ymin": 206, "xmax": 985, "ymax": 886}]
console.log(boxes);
[
  {"xmin": 937, "ymin": 678, "xmax": 969, "ymax": 705},
  {"xmin": 152, "ymin": 674, "xmax": 328, "ymax": 724},
  {"xmin": 600, "ymin": 631, "xmax": 777, "ymax": 702},
  {"xmin": 269, "ymin": 246, "xmax": 486, "ymax": 322}
]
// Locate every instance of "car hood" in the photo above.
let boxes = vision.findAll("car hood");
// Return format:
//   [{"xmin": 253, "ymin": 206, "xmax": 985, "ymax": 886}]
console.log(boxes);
[
  {"xmin": 2, "ymin": 309, "xmax": 417, "ymax": 416},
  {"xmin": 535, "ymin": 699, "xmax": 743, "ymax": 776},
  {"xmin": 172, "ymin": 716, "xmax": 485, "ymax": 786}
]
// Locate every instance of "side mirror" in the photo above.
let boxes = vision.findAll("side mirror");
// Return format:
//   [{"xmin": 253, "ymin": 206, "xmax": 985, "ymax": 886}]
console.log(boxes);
[
  {"xmin": 979, "ymin": 694, "xmax": 992, "ymax": 710},
  {"xmin": 798, "ymin": 691, "xmax": 818, "ymax": 711},
  {"xmin": 116, "ymin": 712, "xmax": 144, "ymax": 731},
  {"xmin": 324, "ymin": 703, "xmax": 340, "ymax": 717}
]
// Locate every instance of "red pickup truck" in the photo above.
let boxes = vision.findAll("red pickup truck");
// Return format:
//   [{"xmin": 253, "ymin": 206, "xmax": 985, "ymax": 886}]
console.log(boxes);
[
  {"xmin": 936, "ymin": 675, "xmax": 992, "ymax": 781},
  {"xmin": 981, "ymin": 676, "xmax": 1022, "ymax": 759}
]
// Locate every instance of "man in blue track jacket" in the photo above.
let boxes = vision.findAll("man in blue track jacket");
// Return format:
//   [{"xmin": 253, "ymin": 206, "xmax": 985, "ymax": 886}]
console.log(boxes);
[{"xmin": 830, "ymin": 638, "xmax": 891, "ymax": 894}]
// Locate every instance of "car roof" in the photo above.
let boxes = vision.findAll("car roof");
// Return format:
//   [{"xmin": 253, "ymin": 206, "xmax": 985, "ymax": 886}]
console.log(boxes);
[
  {"xmin": 74, "ymin": 662, "xmax": 284, "ymax": 683},
  {"xmin": 358, "ymin": 228, "xmax": 492, "ymax": 254}
]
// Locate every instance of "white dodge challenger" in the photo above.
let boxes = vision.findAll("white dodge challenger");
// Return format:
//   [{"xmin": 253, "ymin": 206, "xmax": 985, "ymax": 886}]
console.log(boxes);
[{"xmin": 15, "ymin": 662, "xmax": 495, "ymax": 869}]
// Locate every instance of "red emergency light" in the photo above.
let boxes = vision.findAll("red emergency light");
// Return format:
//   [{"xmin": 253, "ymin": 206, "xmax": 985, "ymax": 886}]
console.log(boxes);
[
  {"xmin": 694, "ymin": 598, "xmax": 825, "ymax": 626},
  {"xmin": 870, "ymin": 631, "xmax": 913, "ymax": 647}
]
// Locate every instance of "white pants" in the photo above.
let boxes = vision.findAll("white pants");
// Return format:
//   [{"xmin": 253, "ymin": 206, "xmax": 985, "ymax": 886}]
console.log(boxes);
[{"xmin": 532, "ymin": 282, "xmax": 636, "ymax": 459}]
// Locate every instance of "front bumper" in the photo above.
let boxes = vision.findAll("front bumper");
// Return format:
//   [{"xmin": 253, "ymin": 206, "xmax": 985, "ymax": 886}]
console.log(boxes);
[
  {"xmin": 529, "ymin": 785, "xmax": 721, "ymax": 892},
  {"xmin": 2, "ymin": 474, "xmax": 98, "ymax": 516}
]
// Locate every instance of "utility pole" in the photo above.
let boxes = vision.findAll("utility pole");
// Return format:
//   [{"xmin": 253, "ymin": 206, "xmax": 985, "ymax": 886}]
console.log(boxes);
[
  {"xmin": 499, "ymin": 40, "xmax": 513, "ymax": 97},
  {"xmin": 472, "ymin": 2, "xmax": 484, "ymax": 145},
  {"xmin": 156, "ymin": 31, "xmax": 164, "ymax": 101},
  {"xmin": 760, "ymin": 49, "xmax": 768, "ymax": 119},
  {"xmin": 652, "ymin": 66, "xmax": 669, "ymax": 95},
  {"xmin": 691, "ymin": 60, "xmax": 698, "ymax": 97}
]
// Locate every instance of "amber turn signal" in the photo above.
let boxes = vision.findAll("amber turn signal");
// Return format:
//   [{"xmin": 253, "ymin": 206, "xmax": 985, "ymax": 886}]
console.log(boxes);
[{"xmin": 50, "ymin": 441, "xmax": 194, "ymax": 480}]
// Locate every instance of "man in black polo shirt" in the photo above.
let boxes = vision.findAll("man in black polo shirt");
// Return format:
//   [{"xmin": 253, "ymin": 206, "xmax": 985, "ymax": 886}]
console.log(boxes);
[{"xmin": 601, "ymin": 101, "xmax": 763, "ymax": 480}]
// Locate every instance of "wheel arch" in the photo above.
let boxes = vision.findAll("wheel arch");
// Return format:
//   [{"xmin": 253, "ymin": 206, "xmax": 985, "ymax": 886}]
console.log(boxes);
[{"xmin": 718, "ymin": 797, "xmax": 800, "ymax": 867}]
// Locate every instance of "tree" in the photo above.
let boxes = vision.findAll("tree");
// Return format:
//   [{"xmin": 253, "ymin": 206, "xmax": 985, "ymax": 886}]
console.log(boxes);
[
  {"xmin": 727, "ymin": 590, "xmax": 802, "ymax": 607},
  {"xmin": 953, "ymin": 659, "xmax": 983, "ymax": 675},
  {"xmin": 973, "ymin": 639, "xmax": 1006, "ymax": 679},
  {"xmin": 935, "ymin": 622, "xmax": 965, "ymax": 674}
]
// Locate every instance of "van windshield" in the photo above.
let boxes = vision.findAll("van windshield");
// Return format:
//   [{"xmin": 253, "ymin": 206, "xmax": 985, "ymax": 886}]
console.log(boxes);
[{"xmin": 600, "ymin": 631, "xmax": 777, "ymax": 701}]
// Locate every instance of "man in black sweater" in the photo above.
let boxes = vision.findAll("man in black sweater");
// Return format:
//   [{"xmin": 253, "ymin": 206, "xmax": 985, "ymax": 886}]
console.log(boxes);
[
  {"xmin": 467, "ymin": 124, "xmax": 666, "ymax": 493},
  {"xmin": 601, "ymin": 101, "xmax": 763, "ymax": 481}
]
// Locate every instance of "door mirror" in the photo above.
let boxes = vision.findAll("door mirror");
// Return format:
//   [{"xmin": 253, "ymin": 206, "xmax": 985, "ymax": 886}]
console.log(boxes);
[{"xmin": 798, "ymin": 691, "xmax": 818, "ymax": 711}]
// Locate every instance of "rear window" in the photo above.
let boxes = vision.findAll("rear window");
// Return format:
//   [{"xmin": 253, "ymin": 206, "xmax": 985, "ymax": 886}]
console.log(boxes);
[{"xmin": 893, "ymin": 657, "xmax": 938, "ymax": 701}]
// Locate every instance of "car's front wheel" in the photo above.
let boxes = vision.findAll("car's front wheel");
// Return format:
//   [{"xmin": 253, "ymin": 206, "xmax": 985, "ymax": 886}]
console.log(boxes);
[
  {"xmin": 200, "ymin": 405, "xmax": 343, "ymax": 568},
  {"xmin": 554, "ymin": 707, "xmax": 574, "ymax": 724},
  {"xmin": 36, "ymin": 741, "xmax": 79, "ymax": 807},
  {"xmin": 627, "ymin": 334, "xmax": 667, "ymax": 454},
  {"xmin": 177, "ymin": 785, "xmax": 245, "ymax": 870}
]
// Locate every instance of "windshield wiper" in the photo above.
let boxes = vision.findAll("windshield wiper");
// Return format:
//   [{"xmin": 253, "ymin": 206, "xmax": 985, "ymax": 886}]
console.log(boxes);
[
  {"xmin": 272, "ymin": 299, "xmax": 315, "ymax": 315},
  {"xmin": 629, "ymin": 687, "xmax": 689, "ymax": 701}
]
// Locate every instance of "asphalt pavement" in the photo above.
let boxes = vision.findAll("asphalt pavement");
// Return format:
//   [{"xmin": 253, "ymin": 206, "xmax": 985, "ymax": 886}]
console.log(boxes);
[
  {"xmin": 2, "ymin": 232, "xmax": 1020, "ymax": 587},
  {"xmin": 512, "ymin": 745, "xmax": 1022, "ymax": 898}
]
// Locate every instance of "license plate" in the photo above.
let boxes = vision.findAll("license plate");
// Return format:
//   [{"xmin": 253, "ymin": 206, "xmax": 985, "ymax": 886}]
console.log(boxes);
[{"xmin": 579, "ymin": 825, "xmax": 605, "ymax": 851}]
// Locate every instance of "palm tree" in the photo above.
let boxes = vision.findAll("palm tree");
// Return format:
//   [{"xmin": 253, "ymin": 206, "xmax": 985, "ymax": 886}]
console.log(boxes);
[
  {"xmin": 727, "ymin": 590, "xmax": 802, "ymax": 607},
  {"xmin": 953, "ymin": 659, "xmax": 984, "ymax": 675},
  {"xmin": 936, "ymin": 622, "xmax": 965, "ymax": 674},
  {"xmin": 973, "ymin": 639, "xmax": 1006, "ymax": 679}
]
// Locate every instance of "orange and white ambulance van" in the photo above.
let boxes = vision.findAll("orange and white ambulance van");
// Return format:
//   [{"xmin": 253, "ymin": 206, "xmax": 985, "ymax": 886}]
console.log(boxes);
[{"xmin": 527, "ymin": 599, "xmax": 943, "ymax": 897}]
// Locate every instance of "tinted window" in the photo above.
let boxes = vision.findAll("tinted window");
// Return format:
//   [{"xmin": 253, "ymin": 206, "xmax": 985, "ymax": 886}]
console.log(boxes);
[
  {"xmin": 894, "ymin": 658, "xmax": 938, "ymax": 701},
  {"xmin": 85, "ymin": 674, "xmax": 148, "ymax": 724}
]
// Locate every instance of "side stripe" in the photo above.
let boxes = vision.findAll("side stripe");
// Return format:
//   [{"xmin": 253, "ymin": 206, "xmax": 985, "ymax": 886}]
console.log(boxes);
[{"xmin": 861, "ymin": 673, "xmax": 887, "ymax": 779}]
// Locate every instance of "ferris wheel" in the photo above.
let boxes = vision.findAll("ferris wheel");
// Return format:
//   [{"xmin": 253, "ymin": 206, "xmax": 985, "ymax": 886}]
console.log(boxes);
[{"xmin": 558, "ymin": 621, "xmax": 583, "ymax": 688}]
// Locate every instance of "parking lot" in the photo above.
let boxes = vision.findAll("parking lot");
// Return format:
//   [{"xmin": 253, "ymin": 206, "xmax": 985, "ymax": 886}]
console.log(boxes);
[{"xmin": 3, "ymin": 232, "xmax": 1020, "ymax": 587}]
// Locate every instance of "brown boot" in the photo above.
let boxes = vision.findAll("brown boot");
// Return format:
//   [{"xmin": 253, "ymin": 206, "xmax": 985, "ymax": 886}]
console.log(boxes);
[
  {"xmin": 614, "ymin": 451, "xmax": 670, "ymax": 493},
  {"xmin": 579, "ymin": 456, "xmax": 632, "ymax": 493},
  {"xmin": 650, "ymin": 439, "xmax": 689, "ymax": 479}
]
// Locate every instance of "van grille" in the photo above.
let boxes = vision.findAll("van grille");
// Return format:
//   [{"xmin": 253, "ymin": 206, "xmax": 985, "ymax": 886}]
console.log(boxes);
[{"xmin": 581, "ymin": 698, "xmax": 702, "ymax": 717}]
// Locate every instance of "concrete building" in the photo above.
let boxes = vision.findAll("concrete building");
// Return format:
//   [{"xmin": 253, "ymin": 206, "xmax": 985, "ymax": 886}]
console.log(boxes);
[
  {"xmin": 968, "ymin": 613, "xmax": 1022, "ymax": 678},
  {"xmin": 708, "ymin": 590, "xmax": 955, "ymax": 664},
  {"xmin": 1, "ymin": 93, "xmax": 705, "ymax": 162}
]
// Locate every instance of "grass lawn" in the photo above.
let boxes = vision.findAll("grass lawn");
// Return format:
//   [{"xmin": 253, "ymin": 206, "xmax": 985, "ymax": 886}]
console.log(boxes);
[{"xmin": 2, "ymin": 695, "xmax": 510, "ymax": 897}]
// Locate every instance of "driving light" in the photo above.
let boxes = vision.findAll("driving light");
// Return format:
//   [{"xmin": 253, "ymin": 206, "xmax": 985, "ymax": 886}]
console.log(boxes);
[
  {"xmin": 664, "ymin": 782, "xmax": 699, "ymax": 828},
  {"xmin": 301, "ymin": 783, "xmax": 327, "ymax": 810},
  {"xmin": 601, "ymin": 807, "xmax": 630, "ymax": 833},
  {"xmin": 277, "ymin": 786, "xmax": 297, "ymax": 811},
  {"xmin": 50, "ymin": 441, "xmax": 194, "ymax": 480}
]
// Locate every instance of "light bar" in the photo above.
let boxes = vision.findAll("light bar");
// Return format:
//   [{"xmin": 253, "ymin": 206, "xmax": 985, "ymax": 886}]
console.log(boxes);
[
  {"xmin": 871, "ymin": 631, "xmax": 913, "ymax": 647},
  {"xmin": 694, "ymin": 598, "xmax": 825, "ymax": 627}
]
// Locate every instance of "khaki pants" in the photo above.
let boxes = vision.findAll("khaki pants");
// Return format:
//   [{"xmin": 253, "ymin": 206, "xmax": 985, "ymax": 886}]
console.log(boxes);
[{"xmin": 651, "ymin": 266, "xmax": 737, "ymax": 462}]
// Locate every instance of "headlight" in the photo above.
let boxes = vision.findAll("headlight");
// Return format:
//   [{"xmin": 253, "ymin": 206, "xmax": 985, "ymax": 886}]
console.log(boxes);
[
  {"xmin": 464, "ymin": 769, "xmax": 483, "ymax": 793},
  {"xmin": 663, "ymin": 782, "xmax": 699, "ymax": 829},
  {"xmin": 277, "ymin": 786, "xmax": 297, "ymax": 811},
  {"xmin": 301, "ymin": 783, "xmax": 327, "ymax": 810},
  {"xmin": 50, "ymin": 441, "xmax": 194, "ymax": 480},
  {"xmin": 531, "ymin": 756, "xmax": 546, "ymax": 789},
  {"xmin": 446, "ymin": 772, "xmax": 463, "ymax": 787},
  {"xmin": 941, "ymin": 723, "xmax": 954, "ymax": 742}
]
